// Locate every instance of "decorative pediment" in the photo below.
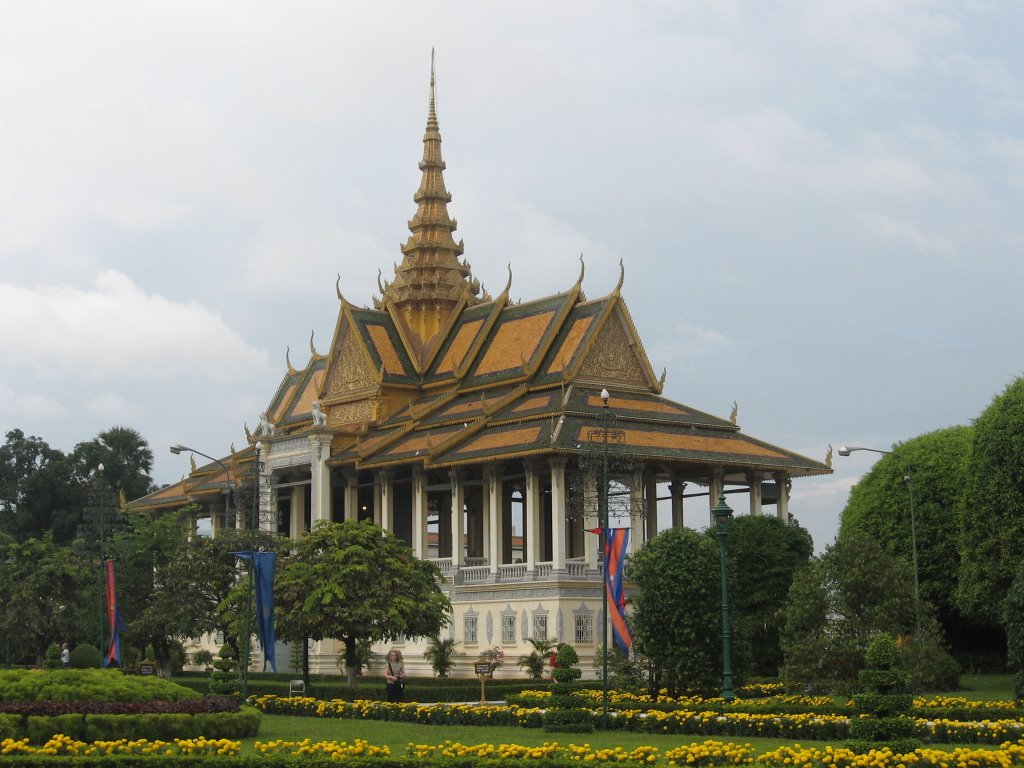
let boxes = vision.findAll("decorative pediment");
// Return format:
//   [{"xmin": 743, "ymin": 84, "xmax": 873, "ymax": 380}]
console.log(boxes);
[
  {"xmin": 326, "ymin": 328, "xmax": 378, "ymax": 399},
  {"xmin": 577, "ymin": 310, "xmax": 650, "ymax": 387}
]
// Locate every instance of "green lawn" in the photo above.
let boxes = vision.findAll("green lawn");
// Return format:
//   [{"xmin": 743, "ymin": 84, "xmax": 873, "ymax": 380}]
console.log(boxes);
[
  {"xmin": 244, "ymin": 713, "xmax": 835, "ymax": 754},
  {"xmin": 238, "ymin": 674, "xmax": 1020, "ymax": 756},
  {"xmin": 955, "ymin": 674, "xmax": 1015, "ymax": 700}
]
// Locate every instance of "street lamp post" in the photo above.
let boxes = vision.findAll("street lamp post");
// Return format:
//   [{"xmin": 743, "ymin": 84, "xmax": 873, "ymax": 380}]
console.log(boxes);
[
  {"xmin": 169, "ymin": 443, "xmax": 244, "ymax": 692},
  {"xmin": 238, "ymin": 441, "xmax": 265, "ymax": 703},
  {"xmin": 711, "ymin": 494, "xmax": 735, "ymax": 701},
  {"xmin": 93, "ymin": 463, "xmax": 106, "ymax": 662},
  {"xmin": 837, "ymin": 445, "xmax": 921, "ymax": 637},
  {"xmin": 3, "ymin": 555, "xmax": 13, "ymax": 668},
  {"xmin": 599, "ymin": 388, "xmax": 611, "ymax": 730}
]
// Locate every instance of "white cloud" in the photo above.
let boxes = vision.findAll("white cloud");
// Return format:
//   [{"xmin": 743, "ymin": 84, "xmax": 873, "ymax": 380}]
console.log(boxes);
[
  {"xmin": 858, "ymin": 211, "xmax": 952, "ymax": 252},
  {"xmin": 87, "ymin": 393, "xmax": 144, "ymax": 422},
  {"xmin": 0, "ymin": 270, "xmax": 270, "ymax": 381},
  {"xmin": 0, "ymin": 384, "xmax": 67, "ymax": 421}
]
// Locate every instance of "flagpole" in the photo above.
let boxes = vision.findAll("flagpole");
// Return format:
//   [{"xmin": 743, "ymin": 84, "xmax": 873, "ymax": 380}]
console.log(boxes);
[{"xmin": 600, "ymin": 388, "xmax": 610, "ymax": 730}]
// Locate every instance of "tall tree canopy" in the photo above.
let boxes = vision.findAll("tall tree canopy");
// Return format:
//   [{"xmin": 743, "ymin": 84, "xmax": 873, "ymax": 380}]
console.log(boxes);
[
  {"xmin": 958, "ymin": 377, "xmax": 1024, "ymax": 629},
  {"xmin": 627, "ymin": 526, "xmax": 721, "ymax": 695},
  {"xmin": 839, "ymin": 426, "xmax": 972, "ymax": 651},
  {"xmin": 717, "ymin": 515, "xmax": 813, "ymax": 677},
  {"xmin": 0, "ymin": 429, "xmax": 85, "ymax": 542},
  {"xmin": 275, "ymin": 520, "xmax": 452, "ymax": 684}
]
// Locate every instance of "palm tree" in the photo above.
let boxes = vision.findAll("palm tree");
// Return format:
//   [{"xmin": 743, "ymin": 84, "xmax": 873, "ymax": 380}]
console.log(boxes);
[
  {"xmin": 518, "ymin": 637, "xmax": 558, "ymax": 679},
  {"xmin": 424, "ymin": 636, "xmax": 460, "ymax": 677}
]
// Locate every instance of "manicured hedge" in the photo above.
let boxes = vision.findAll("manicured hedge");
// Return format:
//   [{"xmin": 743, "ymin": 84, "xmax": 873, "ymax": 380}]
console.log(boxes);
[
  {"xmin": 173, "ymin": 675, "xmax": 559, "ymax": 702},
  {"xmin": 6, "ymin": 709, "xmax": 261, "ymax": 743}
]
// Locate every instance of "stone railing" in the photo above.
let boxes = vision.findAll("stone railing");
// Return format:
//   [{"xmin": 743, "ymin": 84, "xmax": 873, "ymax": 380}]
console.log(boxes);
[
  {"xmin": 461, "ymin": 565, "xmax": 490, "ymax": 584},
  {"xmin": 497, "ymin": 562, "xmax": 528, "ymax": 581}
]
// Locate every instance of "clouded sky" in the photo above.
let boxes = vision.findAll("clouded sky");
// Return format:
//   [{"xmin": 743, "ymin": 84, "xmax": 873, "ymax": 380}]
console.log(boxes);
[{"xmin": 2, "ymin": 1, "xmax": 1021, "ymax": 552}]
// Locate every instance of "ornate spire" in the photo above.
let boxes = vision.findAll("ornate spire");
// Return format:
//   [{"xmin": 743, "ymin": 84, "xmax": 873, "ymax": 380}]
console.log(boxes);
[{"xmin": 381, "ymin": 50, "xmax": 482, "ymax": 344}]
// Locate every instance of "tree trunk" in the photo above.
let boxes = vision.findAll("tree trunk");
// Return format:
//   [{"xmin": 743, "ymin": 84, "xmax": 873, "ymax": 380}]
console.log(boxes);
[
  {"xmin": 302, "ymin": 636, "xmax": 310, "ymax": 689},
  {"xmin": 344, "ymin": 635, "xmax": 358, "ymax": 690}
]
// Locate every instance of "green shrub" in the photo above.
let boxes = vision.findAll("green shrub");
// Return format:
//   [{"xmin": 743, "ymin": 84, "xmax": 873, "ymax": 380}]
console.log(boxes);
[
  {"xmin": 902, "ymin": 637, "xmax": 960, "ymax": 692},
  {"xmin": 542, "ymin": 708, "xmax": 594, "ymax": 733},
  {"xmin": 26, "ymin": 714, "xmax": 86, "ymax": 742},
  {"xmin": 0, "ymin": 713, "xmax": 21, "ymax": 739},
  {"xmin": 43, "ymin": 644, "xmax": 61, "ymax": 670},
  {"xmin": 69, "ymin": 643, "xmax": 103, "ymax": 669}
]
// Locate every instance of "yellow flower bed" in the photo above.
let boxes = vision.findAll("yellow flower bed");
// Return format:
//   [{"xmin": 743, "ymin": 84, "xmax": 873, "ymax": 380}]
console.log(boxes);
[
  {"xmin": 9, "ymin": 734, "xmax": 1024, "ymax": 767},
  {"xmin": 0, "ymin": 735, "xmax": 240, "ymax": 756},
  {"xmin": 256, "ymin": 737, "xmax": 390, "ymax": 758}
]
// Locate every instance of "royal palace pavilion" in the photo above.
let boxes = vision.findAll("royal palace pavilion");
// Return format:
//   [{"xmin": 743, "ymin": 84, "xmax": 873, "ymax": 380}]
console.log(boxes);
[{"xmin": 134, "ymin": 60, "xmax": 831, "ymax": 678}]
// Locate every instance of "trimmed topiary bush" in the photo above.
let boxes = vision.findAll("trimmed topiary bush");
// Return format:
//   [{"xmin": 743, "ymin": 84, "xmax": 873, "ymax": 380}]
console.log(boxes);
[
  {"xmin": 69, "ymin": 643, "xmax": 103, "ymax": 669},
  {"xmin": 544, "ymin": 643, "xmax": 592, "ymax": 733},
  {"xmin": 847, "ymin": 633, "xmax": 920, "ymax": 754},
  {"xmin": 209, "ymin": 645, "xmax": 240, "ymax": 700}
]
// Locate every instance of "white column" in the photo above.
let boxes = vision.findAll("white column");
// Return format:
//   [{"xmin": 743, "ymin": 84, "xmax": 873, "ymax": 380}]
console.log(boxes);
[
  {"xmin": 708, "ymin": 469, "xmax": 724, "ymax": 527},
  {"xmin": 670, "ymin": 479, "xmax": 685, "ymax": 529},
  {"xmin": 377, "ymin": 470, "xmax": 393, "ymax": 532},
  {"xmin": 449, "ymin": 470, "xmax": 465, "ymax": 568},
  {"xmin": 290, "ymin": 486, "xmax": 304, "ymax": 538},
  {"xmin": 412, "ymin": 468, "xmax": 427, "ymax": 559},
  {"xmin": 343, "ymin": 468, "xmax": 359, "ymax": 522},
  {"xmin": 524, "ymin": 462, "xmax": 542, "ymax": 573},
  {"xmin": 310, "ymin": 437, "xmax": 331, "ymax": 527},
  {"xmin": 748, "ymin": 471, "xmax": 763, "ymax": 516},
  {"xmin": 584, "ymin": 475, "xmax": 599, "ymax": 569},
  {"xmin": 775, "ymin": 472, "xmax": 791, "ymax": 523},
  {"xmin": 479, "ymin": 478, "xmax": 490, "ymax": 564},
  {"xmin": 549, "ymin": 457, "xmax": 567, "ymax": 572},
  {"xmin": 486, "ymin": 465, "xmax": 503, "ymax": 575}
]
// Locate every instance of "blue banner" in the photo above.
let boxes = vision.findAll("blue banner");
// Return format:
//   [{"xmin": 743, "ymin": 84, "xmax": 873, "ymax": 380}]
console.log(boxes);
[{"xmin": 235, "ymin": 551, "xmax": 277, "ymax": 672}]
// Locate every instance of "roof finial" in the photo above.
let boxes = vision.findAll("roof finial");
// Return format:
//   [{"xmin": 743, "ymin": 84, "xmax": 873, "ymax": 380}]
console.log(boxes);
[{"xmin": 429, "ymin": 47, "xmax": 437, "ymax": 126}]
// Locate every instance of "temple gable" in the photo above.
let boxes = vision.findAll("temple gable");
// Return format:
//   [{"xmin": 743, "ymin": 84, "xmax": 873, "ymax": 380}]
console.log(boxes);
[{"xmin": 577, "ymin": 305, "xmax": 655, "ymax": 390}]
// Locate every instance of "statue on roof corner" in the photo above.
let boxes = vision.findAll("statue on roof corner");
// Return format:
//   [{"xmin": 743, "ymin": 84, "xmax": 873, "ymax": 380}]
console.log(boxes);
[
  {"xmin": 312, "ymin": 400, "xmax": 327, "ymax": 427},
  {"xmin": 259, "ymin": 411, "xmax": 276, "ymax": 436}
]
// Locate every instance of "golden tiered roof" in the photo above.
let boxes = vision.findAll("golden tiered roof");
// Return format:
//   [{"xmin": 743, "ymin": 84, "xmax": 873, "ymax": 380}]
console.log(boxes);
[{"xmin": 132, "ymin": 56, "xmax": 830, "ymax": 513}]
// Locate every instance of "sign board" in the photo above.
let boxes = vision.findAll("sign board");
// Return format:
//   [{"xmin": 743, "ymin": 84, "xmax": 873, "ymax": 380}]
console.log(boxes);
[
  {"xmin": 474, "ymin": 662, "xmax": 492, "ymax": 676},
  {"xmin": 139, "ymin": 662, "xmax": 156, "ymax": 676}
]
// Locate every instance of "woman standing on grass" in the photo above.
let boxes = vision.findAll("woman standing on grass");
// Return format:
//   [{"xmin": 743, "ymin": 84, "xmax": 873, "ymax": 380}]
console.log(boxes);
[{"xmin": 385, "ymin": 648, "xmax": 406, "ymax": 702}]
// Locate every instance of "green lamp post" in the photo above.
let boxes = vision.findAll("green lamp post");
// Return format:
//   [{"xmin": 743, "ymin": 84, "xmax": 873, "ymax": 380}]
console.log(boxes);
[{"xmin": 711, "ymin": 494, "xmax": 735, "ymax": 702}]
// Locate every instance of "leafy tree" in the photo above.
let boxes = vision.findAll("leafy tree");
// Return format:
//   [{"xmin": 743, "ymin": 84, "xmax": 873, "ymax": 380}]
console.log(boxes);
[
  {"xmin": 0, "ymin": 532, "xmax": 94, "ymax": 663},
  {"xmin": 275, "ymin": 520, "xmax": 452, "ymax": 687},
  {"xmin": 958, "ymin": 378, "xmax": 1024, "ymax": 640},
  {"xmin": 627, "ymin": 526, "xmax": 721, "ymax": 695},
  {"xmin": 716, "ymin": 515, "xmax": 813, "ymax": 677},
  {"xmin": 0, "ymin": 429, "xmax": 85, "ymax": 543},
  {"xmin": 780, "ymin": 532, "xmax": 916, "ymax": 692},
  {"xmin": 840, "ymin": 427, "xmax": 974, "ymax": 656}
]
